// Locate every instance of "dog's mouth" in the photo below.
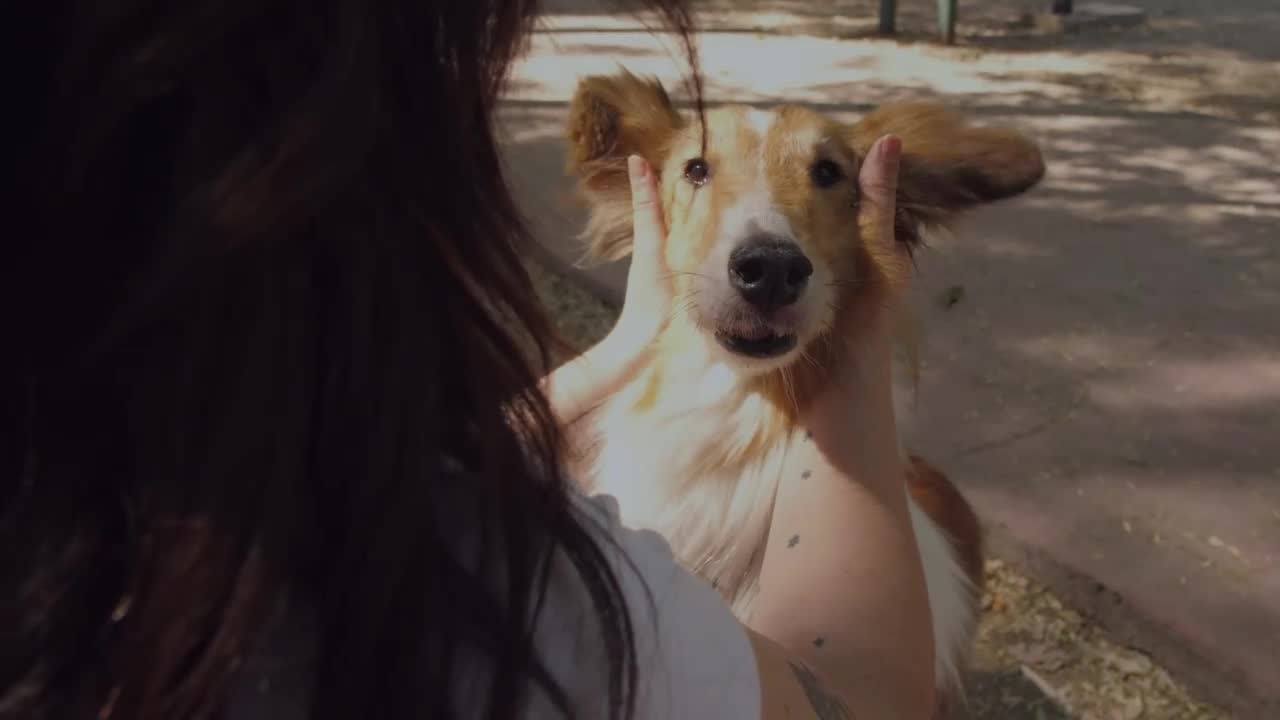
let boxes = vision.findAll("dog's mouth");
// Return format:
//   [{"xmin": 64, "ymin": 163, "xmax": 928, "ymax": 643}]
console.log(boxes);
[{"xmin": 714, "ymin": 326, "xmax": 798, "ymax": 359}]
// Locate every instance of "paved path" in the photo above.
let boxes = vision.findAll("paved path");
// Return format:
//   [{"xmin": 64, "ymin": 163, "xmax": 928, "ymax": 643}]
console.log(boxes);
[{"xmin": 504, "ymin": 6, "xmax": 1280, "ymax": 715}]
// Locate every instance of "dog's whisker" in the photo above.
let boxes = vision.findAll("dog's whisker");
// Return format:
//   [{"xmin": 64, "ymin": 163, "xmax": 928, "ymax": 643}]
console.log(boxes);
[
  {"xmin": 779, "ymin": 365, "xmax": 800, "ymax": 417},
  {"xmin": 675, "ymin": 292, "xmax": 703, "ymax": 315},
  {"xmin": 799, "ymin": 348, "xmax": 822, "ymax": 373},
  {"xmin": 663, "ymin": 270, "xmax": 711, "ymax": 281}
]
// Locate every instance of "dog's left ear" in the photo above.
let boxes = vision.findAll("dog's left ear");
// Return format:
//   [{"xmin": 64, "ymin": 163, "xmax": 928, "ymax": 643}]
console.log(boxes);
[{"xmin": 847, "ymin": 102, "xmax": 1046, "ymax": 248}]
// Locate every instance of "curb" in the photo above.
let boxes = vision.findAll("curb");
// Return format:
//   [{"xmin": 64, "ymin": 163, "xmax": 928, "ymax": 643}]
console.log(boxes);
[
  {"xmin": 536, "ymin": 5, "xmax": 1146, "ymax": 44},
  {"xmin": 983, "ymin": 524, "xmax": 1277, "ymax": 719}
]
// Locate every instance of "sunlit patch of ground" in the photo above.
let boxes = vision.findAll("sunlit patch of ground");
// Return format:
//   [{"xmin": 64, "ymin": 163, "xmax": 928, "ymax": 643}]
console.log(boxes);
[{"xmin": 522, "ymin": 0, "xmax": 1280, "ymax": 124}]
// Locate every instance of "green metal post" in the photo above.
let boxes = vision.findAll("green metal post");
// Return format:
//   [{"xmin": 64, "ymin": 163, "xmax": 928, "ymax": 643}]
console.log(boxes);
[
  {"xmin": 937, "ymin": 0, "xmax": 957, "ymax": 44},
  {"xmin": 879, "ymin": 0, "xmax": 897, "ymax": 35}
]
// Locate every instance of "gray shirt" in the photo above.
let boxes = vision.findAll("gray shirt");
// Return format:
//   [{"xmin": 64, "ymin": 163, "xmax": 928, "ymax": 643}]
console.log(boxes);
[{"xmin": 224, "ymin": 492, "xmax": 761, "ymax": 719}]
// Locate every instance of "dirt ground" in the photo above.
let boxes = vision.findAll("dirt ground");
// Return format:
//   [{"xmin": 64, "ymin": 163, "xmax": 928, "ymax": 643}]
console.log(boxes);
[{"xmin": 508, "ymin": 1, "xmax": 1279, "ymax": 716}]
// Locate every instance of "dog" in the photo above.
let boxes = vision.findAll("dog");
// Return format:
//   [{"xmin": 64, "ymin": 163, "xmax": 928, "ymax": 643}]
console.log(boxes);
[{"xmin": 561, "ymin": 70, "xmax": 1044, "ymax": 712}]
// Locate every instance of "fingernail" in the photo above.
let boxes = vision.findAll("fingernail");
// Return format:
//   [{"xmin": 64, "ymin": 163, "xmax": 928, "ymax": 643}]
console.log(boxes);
[
  {"xmin": 628, "ymin": 155, "xmax": 647, "ymax": 180},
  {"xmin": 878, "ymin": 134, "xmax": 902, "ymax": 161}
]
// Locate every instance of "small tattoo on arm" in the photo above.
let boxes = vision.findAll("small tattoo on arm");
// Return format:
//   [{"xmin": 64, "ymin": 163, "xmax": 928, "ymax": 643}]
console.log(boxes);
[
  {"xmin": 789, "ymin": 661, "xmax": 851, "ymax": 719},
  {"xmin": 801, "ymin": 470, "xmax": 812, "ymax": 479},
  {"xmin": 813, "ymin": 636, "xmax": 825, "ymax": 648},
  {"xmin": 788, "ymin": 534, "xmax": 800, "ymax": 548}
]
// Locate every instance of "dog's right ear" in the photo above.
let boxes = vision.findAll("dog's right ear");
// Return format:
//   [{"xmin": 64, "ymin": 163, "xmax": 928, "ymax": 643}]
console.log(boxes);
[
  {"xmin": 566, "ymin": 71, "xmax": 682, "ymax": 263},
  {"xmin": 846, "ymin": 102, "xmax": 1045, "ymax": 251}
]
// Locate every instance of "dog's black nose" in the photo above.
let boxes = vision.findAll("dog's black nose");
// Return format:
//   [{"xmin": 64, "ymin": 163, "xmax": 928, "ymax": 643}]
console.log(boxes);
[{"xmin": 728, "ymin": 237, "xmax": 813, "ymax": 312}]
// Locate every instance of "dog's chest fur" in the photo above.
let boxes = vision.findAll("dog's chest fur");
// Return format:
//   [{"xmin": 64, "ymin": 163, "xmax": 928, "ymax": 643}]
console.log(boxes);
[
  {"xmin": 569, "ymin": 354, "xmax": 977, "ymax": 692},
  {"xmin": 574, "ymin": 361, "xmax": 799, "ymax": 619}
]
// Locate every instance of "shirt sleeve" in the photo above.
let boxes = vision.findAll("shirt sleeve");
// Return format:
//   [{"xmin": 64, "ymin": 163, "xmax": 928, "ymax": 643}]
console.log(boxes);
[{"xmin": 528, "ymin": 492, "xmax": 763, "ymax": 719}]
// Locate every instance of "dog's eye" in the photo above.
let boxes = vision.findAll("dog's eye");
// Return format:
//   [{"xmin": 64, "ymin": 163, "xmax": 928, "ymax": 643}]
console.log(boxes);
[
  {"xmin": 810, "ymin": 159, "xmax": 844, "ymax": 188},
  {"xmin": 683, "ymin": 158, "xmax": 710, "ymax": 186}
]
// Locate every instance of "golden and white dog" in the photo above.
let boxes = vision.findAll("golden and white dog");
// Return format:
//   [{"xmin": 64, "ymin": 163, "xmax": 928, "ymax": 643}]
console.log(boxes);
[{"xmin": 562, "ymin": 71, "xmax": 1044, "ymax": 710}]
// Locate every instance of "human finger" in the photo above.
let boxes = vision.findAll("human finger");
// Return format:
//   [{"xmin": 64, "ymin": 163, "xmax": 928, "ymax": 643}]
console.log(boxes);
[
  {"xmin": 627, "ymin": 154, "xmax": 665, "ymax": 277},
  {"xmin": 857, "ymin": 134, "xmax": 902, "ymax": 253}
]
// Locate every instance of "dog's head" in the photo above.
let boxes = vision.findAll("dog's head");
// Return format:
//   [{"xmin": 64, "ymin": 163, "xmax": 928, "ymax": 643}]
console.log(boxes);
[{"xmin": 566, "ymin": 71, "xmax": 1044, "ymax": 377}]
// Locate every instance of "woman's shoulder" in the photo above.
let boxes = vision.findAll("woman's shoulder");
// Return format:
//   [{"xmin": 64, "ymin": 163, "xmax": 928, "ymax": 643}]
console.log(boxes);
[
  {"xmin": 223, "ymin": 485, "xmax": 761, "ymax": 720},
  {"xmin": 533, "ymin": 491, "xmax": 762, "ymax": 719}
]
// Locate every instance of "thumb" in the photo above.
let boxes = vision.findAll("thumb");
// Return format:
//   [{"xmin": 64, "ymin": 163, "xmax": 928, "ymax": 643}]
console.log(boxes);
[
  {"xmin": 627, "ymin": 154, "xmax": 666, "ymax": 280},
  {"xmin": 858, "ymin": 134, "xmax": 902, "ymax": 253}
]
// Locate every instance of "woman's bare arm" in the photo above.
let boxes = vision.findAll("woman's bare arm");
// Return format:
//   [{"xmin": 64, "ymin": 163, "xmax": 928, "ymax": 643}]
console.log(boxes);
[
  {"xmin": 749, "ymin": 336, "xmax": 935, "ymax": 720},
  {"xmin": 748, "ymin": 628, "xmax": 858, "ymax": 720},
  {"xmin": 748, "ymin": 135, "xmax": 937, "ymax": 720},
  {"xmin": 538, "ymin": 325, "xmax": 652, "ymax": 430}
]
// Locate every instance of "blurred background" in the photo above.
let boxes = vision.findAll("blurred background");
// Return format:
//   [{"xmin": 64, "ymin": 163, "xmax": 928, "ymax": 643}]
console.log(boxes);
[{"xmin": 500, "ymin": 2, "xmax": 1280, "ymax": 717}]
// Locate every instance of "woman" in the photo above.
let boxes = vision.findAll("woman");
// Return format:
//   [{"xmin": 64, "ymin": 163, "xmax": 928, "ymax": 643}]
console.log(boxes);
[{"xmin": 2, "ymin": 1, "xmax": 933, "ymax": 719}]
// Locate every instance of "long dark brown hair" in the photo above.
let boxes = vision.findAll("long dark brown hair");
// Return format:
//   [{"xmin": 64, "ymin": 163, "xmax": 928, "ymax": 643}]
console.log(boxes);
[{"xmin": 1, "ymin": 1, "xmax": 700, "ymax": 718}]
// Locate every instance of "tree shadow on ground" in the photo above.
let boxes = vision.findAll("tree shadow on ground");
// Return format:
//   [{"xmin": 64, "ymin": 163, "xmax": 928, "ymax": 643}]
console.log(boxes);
[{"xmin": 540, "ymin": 0, "xmax": 1280, "ymax": 64}]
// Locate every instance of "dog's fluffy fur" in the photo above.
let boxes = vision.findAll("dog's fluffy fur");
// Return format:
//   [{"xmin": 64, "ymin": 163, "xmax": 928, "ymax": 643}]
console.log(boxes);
[{"xmin": 562, "ymin": 71, "xmax": 1044, "ymax": 710}]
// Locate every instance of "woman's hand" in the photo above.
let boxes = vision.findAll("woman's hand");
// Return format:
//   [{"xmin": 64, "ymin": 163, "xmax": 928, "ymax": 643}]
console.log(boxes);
[
  {"xmin": 539, "ymin": 155, "xmax": 671, "ymax": 431},
  {"xmin": 847, "ymin": 132, "xmax": 909, "ymax": 358},
  {"xmin": 609, "ymin": 154, "xmax": 673, "ymax": 350}
]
